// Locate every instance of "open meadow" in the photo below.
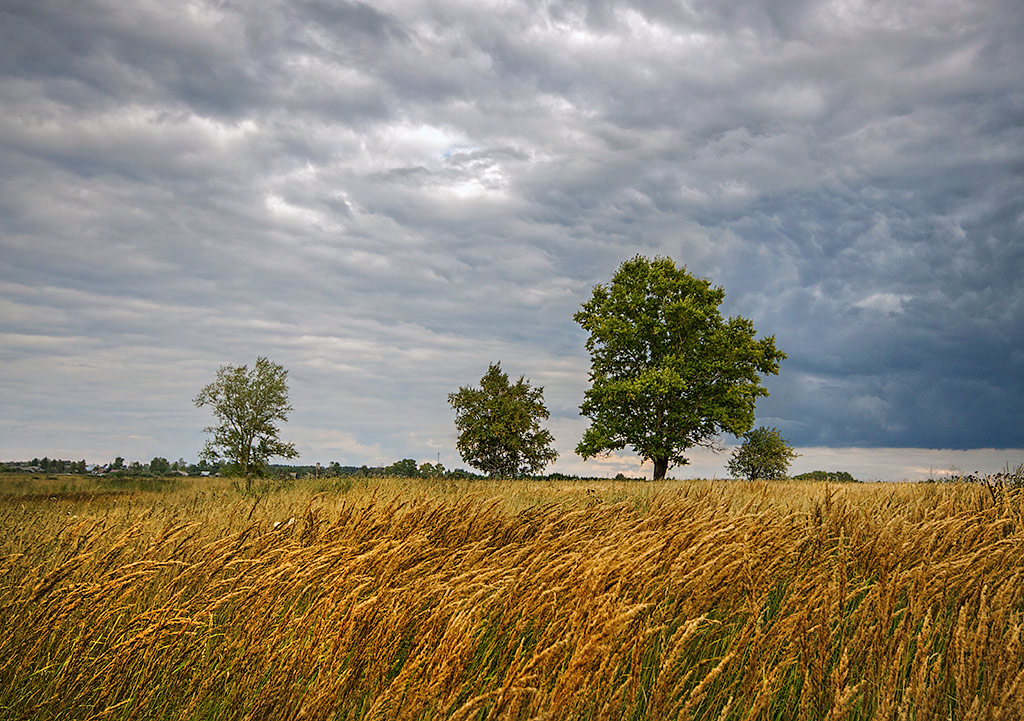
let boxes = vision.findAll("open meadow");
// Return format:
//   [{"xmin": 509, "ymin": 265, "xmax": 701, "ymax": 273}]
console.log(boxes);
[{"xmin": 2, "ymin": 474, "xmax": 1022, "ymax": 720}]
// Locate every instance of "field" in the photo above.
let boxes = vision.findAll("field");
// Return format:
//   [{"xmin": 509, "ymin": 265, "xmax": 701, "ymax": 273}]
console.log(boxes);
[{"xmin": 1, "ymin": 474, "xmax": 1022, "ymax": 720}]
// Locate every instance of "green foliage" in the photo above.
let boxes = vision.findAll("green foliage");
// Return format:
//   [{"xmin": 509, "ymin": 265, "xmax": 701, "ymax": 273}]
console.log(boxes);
[
  {"xmin": 792, "ymin": 470, "xmax": 859, "ymax": 483},
  {"xmin": 419, "ymin": 462, "xmax": 446, "ymax": 478},
  {"xmin": 448, "ymin": 362, "xmax": 559, "ymax": 478},
  {"xmin": 575, "ymin": 256, "xmax": 786, "ymax": 480},
  {"xmin": 444, "ymin": 468, "xmax": 484, "ymax": 480},
  {"xmin": 194, "ymin": 356, "xmax": 298, "ymax": 485},
  {"xmin": 385, "ymin": 458, "xmax": 419, "ymax": 477},
  {"xmin": 149, "ymin": 457, "xmax": 171, "ymax": 475},
  {"xmin": 726, "ymin": 427, "xmax": 799, "ymax": 480}
]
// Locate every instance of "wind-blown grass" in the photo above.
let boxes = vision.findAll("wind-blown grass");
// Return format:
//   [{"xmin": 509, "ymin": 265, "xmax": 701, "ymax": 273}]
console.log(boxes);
[{"xmin": 1, "ymin": 477, "xmax": 1022, "ymax": 719}]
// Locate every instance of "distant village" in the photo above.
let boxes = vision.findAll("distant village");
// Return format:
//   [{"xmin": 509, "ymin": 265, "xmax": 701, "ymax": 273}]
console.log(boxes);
[{"xmin": 0, "ymin": 457, "xmax": 216, "ymax": 477}]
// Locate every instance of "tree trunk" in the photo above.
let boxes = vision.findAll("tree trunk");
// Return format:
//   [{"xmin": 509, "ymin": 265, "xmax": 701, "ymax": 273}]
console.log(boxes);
[{"xmin": 653, "ymin": 457, "xmax": 669, "ymax": 481}]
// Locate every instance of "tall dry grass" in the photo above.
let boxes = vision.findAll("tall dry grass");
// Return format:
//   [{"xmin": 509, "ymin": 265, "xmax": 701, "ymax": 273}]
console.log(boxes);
[{"xmin": 1, "ymin": 477, "xmax": 1022, "ymax": 720}]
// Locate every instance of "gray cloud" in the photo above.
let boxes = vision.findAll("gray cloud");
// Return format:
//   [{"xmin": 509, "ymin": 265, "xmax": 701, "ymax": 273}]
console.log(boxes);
[{"xmin": 1, "ymin": 0, "xmax": 1022, "ymax": 474}]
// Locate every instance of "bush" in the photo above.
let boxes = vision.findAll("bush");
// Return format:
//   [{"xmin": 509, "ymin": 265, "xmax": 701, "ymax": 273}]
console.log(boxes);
[{"xmin": 792, "ymin": 470, "xmax": 859, "ymax": 483}]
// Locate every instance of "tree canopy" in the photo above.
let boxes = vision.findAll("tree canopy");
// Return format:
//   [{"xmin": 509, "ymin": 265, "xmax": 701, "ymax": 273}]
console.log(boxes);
[
  {"xmin": 385, "ymin": 458, "xmax": 419, "ymax": 477},
  {"xmin": 575, "ymin": 256, "xmax": 785, "ymax": 480},
  {"xmin": 194, "ymin": 356, "xmax": 298, "ymax": 484},
  {"xmin": 726, "ymin": 426, "xmax": 799, "ymax": 480},
  {"xmin": 448, "ymin": 362, "xmax": 558, "ymax": 478}
]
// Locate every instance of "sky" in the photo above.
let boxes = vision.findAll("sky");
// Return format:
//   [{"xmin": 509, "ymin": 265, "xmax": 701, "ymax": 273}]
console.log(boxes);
[{"xmin": 1, "ymin": 0, "xmax": 1022, "ymax": 481}]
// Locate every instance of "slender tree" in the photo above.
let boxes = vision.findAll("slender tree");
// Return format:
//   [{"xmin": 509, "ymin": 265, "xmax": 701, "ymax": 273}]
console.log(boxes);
[
  {"xmin": 448, "ymin": 362, "xmax": 558, "ymax": 478},
  {"xmin": 575, "ymin": 256, "xmax": 785, "ymax": 480},
  {"xmin": 194, "ymin": 356, "xmax": 298, "ymax": 488}
]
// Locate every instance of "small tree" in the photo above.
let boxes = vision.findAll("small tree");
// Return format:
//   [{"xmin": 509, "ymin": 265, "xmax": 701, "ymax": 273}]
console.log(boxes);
[
  {"xmin": 448, "ymin": 362, "xmax": 558, "ymax": 478},
  {"xmin": 726, "ymin": 427, "xmax": 799, "ymax": 480},
  {"xmin": 194, "ymin": 356, "xmax": 298, "ymax": 489}
]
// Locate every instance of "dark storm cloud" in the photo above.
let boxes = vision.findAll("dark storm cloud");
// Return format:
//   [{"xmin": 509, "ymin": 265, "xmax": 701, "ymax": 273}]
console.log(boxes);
[{"xmin": 1, "ymin": 0, "xmax": 1022, "ymax": 474}]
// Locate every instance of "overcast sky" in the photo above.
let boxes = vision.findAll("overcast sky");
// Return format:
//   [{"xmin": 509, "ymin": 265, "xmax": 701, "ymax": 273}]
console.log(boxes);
[{"xmin": 2, "ymin": 0, "xmax": 1022, "ymax": 480}]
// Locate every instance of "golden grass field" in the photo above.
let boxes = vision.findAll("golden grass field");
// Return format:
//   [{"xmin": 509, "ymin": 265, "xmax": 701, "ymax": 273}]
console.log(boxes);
[{"xmin": 2, "ymin": 474, "xmax": 1022, "ymax": 720}]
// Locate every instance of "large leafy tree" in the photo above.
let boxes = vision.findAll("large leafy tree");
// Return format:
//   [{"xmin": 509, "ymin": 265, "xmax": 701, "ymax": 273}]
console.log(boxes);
[
  {"xmin": 575, "ymin": 256, "xmax": 786, "ymax": 480},
  {"xmin": 448, "ymin": 362, "xmax": 559, "ymax": 478},
  {"xmin": 194, "ymin": 356, "xmax": 298, "ymax": 485},
  {"xmin": 726, "ymin": 427, "xmax": 799, "ymax": 480}
]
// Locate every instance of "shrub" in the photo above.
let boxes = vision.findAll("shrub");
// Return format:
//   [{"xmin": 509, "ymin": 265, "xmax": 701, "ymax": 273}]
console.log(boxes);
[
  {"xmin": 792, "ymin": 470, "xmax": 859, "ymax": 483},
  {"xmin": 726, "ymin": 426, "xmax": 798, "ymax": 480}
]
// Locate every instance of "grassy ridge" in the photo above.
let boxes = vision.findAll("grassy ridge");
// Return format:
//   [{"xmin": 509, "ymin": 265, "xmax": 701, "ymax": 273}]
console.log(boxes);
[{"xmin": 1, "ymin": 478, "xmax": 1022, "ymax": 719}]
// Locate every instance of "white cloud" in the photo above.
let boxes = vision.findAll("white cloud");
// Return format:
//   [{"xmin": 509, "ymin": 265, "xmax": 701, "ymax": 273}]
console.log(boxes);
[{"xmin": 852, "ymin": 292, "xmax": 912, "ymax": 314}]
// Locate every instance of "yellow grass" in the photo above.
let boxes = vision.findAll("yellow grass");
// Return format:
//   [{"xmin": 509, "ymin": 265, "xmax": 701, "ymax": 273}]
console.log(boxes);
[{"xmin": 1, "ymin": 475, "xmax": 1022, "ymax": 719}]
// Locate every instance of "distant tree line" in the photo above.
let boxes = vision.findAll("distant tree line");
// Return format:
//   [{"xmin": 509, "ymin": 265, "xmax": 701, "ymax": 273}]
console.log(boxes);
[
  {"xmin": 791, "ymin": 470, "xmax": 860, "ymax": 483},
  {"xmin": 1, "ymin": 458, "xmax": 88, "ymax": 474},
  {"xmin": 266, "ymin": 460, "xmax": 647, "ymax": 482},
  {"xmin": 1, "ymin": 456, "xmax": 653, "ymax": 482},
  {"xmin": 263, "ymin": 460, "xmax": 480, "ymax": 480}
]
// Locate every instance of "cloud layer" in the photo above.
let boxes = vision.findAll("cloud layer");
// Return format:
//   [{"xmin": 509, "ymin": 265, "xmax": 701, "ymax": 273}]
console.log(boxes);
[{"xmin": 2, "ymin": 0, "xmax": 1022, "ymax": 478}]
